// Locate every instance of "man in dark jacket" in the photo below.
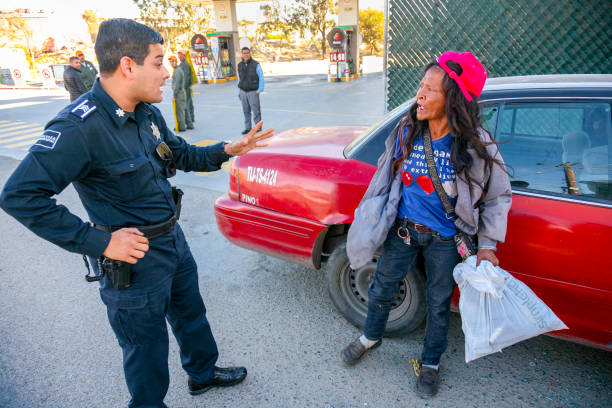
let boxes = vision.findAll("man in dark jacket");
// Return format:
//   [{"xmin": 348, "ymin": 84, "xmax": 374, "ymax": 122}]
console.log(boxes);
[
  {"xmin": 237, "ymin": 47, "xmax": 264, "ymax": 134},
  {"xmin": 76, "ymin": 50, "xmax": 98, "ymax": 89},
  {"xmin": 63, "ymin": 56, "xmax": 89, "ymax": 102}
]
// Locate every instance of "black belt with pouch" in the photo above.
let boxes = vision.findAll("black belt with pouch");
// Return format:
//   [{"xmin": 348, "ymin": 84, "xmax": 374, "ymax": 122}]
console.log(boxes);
[{"xmin": 83, "ymin": 187, "xmax": 184, "ymax": 289}]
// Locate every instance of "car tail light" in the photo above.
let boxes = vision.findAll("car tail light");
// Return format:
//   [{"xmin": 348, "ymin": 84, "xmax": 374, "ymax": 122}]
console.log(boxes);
[{"xmin": 228, "ymin": 156, "xmax": 240, "ymax": 201}]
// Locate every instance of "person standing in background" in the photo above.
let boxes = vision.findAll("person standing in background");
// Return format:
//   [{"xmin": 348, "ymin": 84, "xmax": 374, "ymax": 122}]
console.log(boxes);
[
  {"xmin": 76, "ymin": 50, "xmax": 98, "ymax": 90},
  {"xmin": 177, "ymin": 50, "xmax": 194, "ymax": 128},
  {"xmin": 237, "ymin": 47, "xmax": 264, "ymax": 134},
  {"xmin": 169, "ymin": 56, "xmax": 192, "ymax": 132},
  {"xmin": 63, "ymin": 56, "xmax": 89, "ymax": 102}
]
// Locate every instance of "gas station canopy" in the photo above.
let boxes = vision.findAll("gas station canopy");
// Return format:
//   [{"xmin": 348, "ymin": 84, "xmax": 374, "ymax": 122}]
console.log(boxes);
[{"xmin": 176, "ymin": 0, "xmax": 362, "ymax": 83}]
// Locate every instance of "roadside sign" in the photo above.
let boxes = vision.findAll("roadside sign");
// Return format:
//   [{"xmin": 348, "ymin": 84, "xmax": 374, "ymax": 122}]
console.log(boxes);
[
  {"xmin": 39, "ymin": 65, "xmax": 56, "ymax": 88},
  {"xmin": 10, "ymin": 68, "xmax": 26, "ymax": 87},
  {"xmin": 330, "ymin": 52, "xmax": 346, "ymax": 62},
  {"xmin": 0, "ymin": 69, "xmax": 14, "ymax": 85},
  {"xmin": 191, "ymin": 34, "xmax": 208, "ymax": 53},
  {"xmin": 327, "ymin": 28, "xmax": 346, "ymax": 49},
  {"xmin": 193, "ymin": 55, "xmax": 209, "ymax": 66}
]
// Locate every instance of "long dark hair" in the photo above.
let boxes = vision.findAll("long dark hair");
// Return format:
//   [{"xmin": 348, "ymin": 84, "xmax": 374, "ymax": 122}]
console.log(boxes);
[{"xmin": 393, "ymin": 60, "xmax": 504, "ymax": 190}]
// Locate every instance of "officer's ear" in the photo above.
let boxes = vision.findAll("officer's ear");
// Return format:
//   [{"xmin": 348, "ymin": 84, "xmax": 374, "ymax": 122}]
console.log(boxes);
[{"xmin": 119, "ymin": 56, "xmax": 136, "ymax": 78}]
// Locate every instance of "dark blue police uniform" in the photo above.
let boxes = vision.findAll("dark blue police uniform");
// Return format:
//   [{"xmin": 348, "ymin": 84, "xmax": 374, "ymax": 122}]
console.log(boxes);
[{"xmin": 0, "ymin": 79, "xmax": 232, "ymax": 408}]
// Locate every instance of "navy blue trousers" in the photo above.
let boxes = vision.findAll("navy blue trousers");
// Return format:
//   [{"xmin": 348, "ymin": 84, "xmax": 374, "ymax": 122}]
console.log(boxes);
[{"xmin": 98, "ymin": 224, "xmax": 218, "ymax": 408}]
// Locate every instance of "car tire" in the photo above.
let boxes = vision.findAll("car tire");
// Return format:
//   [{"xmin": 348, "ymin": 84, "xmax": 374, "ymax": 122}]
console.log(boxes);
[{"xmin": 325, "ymin": 241, "xmax": 427, "ymax": 337}]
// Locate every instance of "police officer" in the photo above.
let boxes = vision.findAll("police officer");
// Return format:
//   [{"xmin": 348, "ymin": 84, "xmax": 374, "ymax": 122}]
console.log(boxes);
[
  {"xmin": 76, "ymin": 50, "xmax": 98, "ymax": 89},
  {"xmin": 63, "ymin": 56, "xmax": 89, "ymax": 101},
  {"xmin": 169, "ymin": 55, "xmax": 192, "ymax": 132},
  {"xmin": 0, "ymin": 18, "xmax": 272, "ymax": 408},
  {"xmin": 177, "ymin": 50, "xmax": 195, "ymax": 125},
  {"xmin": 237, "ymin": 47, "xmax": 264, "ymax": 134}
]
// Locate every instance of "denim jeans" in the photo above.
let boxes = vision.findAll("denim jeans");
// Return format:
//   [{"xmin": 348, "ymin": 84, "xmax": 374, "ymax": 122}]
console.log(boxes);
[{"xmin": 364, "ymin": 218, "xmax": 460, "ymax": 366}]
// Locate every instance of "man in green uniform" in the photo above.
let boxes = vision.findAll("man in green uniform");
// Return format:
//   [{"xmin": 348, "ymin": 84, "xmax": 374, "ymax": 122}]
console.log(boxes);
[
  {"xmin": 169, "ymin": 56, "xmax": 192, "ymax": 132},
  {"xmin": 177, "ymin": 50, "xmax": 194, "ymax": 127},
  {"xmin": 76, "ymin": 50, "xmax": 98, "ymax": 89}
]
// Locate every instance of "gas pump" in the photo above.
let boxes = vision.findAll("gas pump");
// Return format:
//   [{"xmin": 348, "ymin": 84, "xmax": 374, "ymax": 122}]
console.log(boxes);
[
  {"xmin": 327, "ymin": 26, "xmax": 359, "ymax": 82},
  {"xmin": 206, "ymin": 32, "xmax": 238, "ymax": 82},
  {"xmin": 191, "ymin": 34, "xmax": 209, "ymax": 83}
]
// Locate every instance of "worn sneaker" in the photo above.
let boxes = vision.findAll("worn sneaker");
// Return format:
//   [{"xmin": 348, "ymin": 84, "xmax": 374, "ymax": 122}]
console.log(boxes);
[
  {"xmin": 416, "ymin": 364, "xmax": 440, "ymax": 398},
  {"xmin": 340, "ymin": 337, "xmax": 381, "ymax": 366}
]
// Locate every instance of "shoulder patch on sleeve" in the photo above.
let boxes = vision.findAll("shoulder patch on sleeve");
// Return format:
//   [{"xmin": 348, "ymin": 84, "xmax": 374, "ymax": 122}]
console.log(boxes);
[
  {"xmin": 33, "ymin": 129, "xmax": 62, "ymax": 150},
  {"xmin": 70, "ymin": 99, "xmax": 97, "ymax": 120}
]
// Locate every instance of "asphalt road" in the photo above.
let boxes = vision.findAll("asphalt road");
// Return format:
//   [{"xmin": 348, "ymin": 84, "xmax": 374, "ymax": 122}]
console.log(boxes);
[{"xmin": 0, "ymin": 75, "xmax": 611, "ymax": 408}]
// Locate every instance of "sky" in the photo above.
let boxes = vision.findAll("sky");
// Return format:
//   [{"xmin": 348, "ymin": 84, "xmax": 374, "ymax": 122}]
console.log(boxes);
[{"xmin": 2, "ymin": 0, "xmax": 384, "ymax": 20}]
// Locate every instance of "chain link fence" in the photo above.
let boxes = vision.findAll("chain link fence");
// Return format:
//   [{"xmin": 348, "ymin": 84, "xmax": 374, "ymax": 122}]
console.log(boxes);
[{"xmin": 384, "ymin": 0, "xmax": 612, "ymax": 111}]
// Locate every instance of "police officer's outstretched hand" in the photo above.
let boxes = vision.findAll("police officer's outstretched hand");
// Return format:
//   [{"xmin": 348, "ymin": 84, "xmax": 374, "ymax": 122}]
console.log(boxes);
[
  {"xmin": 224, "ymin": 121, "xmax": 274, "ymax": 157},
  {"xmin": 103, "ymin": 228, "xmax": 150, "ymax": 264}
]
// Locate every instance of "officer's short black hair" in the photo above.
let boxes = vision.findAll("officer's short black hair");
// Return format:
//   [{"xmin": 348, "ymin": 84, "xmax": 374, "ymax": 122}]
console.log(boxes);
[
  {"xmin": 241, "ymin": 47, "xmax": 250, "ymax": 52},
  {"xmin": 69, "ymin": 56, "xmax": 80, "ymax": 63},
  {"xmin": 95, "ymin": 18, "xmax": 164, "ymax": 75}
]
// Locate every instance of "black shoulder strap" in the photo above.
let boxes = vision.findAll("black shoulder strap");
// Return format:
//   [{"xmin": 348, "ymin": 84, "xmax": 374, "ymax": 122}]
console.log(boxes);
[{"xmin": 422, "ymin": 130, "xmax": 456, "ymax": 220}]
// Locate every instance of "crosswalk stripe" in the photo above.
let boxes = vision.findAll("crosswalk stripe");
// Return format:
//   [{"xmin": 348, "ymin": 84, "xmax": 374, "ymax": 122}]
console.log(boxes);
[
  {"xmin": 4, "ymin": 139, "xmax": 40, "ymax": 149},
  {"xmin": 0, "ymin": 132, "xmax": 43, "ymax": 144},
  {"xmin": 0, "ymin": 101, "xmax": 49, "ymax": 110},
  {"xmin": 0, "ymin": 122, "xmax": 25, "ymax": 129},
  {"xmin": 0, "ymin": 126, "xmax": 43, "ymax": 139},
  {"xmin": 0, "ymin": 123, "xmax": 41, "ymax": 133},
  {"xmin": 0, "ymin": 120, "xmax": 10, "ymax": 124},
  {"xmin": 192, "ymin": 139, "xmax": 218, "ymax": 147}
]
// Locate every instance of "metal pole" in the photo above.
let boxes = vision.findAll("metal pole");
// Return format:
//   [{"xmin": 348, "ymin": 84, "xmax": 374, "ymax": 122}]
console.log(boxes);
[{"xmin": 382, "ymin": 0, "xmax": 390, "ymax": 114}]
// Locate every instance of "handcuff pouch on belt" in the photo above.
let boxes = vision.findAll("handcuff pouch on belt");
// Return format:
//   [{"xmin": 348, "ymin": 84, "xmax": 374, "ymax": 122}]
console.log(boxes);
[
  {"xmin": 83, "ymin": 186, "xmax": 184, "ymax": 289},
  {"xmin": 83, "ymin": 254, "xmax": 131, "ymax": 290}
]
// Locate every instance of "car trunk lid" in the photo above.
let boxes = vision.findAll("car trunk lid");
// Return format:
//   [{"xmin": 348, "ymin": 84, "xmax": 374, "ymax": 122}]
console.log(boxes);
[{"xmin": 236, "ymin": 126, "xmax": 373, "ymax": 224}]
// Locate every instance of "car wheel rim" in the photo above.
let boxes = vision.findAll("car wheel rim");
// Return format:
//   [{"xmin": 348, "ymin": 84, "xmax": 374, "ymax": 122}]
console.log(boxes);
[{"xmin": 340, "ymin": 255, "xmax": 412, "ymax": 323}]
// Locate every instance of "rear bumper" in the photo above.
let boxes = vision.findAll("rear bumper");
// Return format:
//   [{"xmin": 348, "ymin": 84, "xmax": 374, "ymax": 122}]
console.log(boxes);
[{"xmin": 214, "ymin": 193, "xmax": 328, "ymax": 269}]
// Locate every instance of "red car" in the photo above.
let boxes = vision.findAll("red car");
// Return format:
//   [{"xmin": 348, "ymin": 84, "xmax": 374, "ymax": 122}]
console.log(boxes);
[{"xmin": 215, "ymin": 75, "xmax": 612, "ymax": 351}]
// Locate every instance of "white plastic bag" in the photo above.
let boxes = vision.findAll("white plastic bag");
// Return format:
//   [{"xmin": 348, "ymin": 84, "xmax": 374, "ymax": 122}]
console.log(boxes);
[{"xmin": 453, "ymin": 256, "xmax": 568, "ymax": 363}]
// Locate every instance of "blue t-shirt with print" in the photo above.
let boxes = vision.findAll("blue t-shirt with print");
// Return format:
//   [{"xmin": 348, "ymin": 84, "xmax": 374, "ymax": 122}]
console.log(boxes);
[{"xmin": 396, "ymin": 131, "xmax": 457, "ymax": 237}]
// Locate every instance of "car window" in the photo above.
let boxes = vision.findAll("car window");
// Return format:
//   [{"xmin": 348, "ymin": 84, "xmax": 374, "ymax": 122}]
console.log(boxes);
[
  {"xmin": 497, "ymin": 102, "xmax": 611, "ymax": 202},
  {"xmin": 345, "ymin": 98, "xmax": 413, "ymax": 165},
  {"xmin": 481, "ymin": 104, "xmax": 500, "ymax": 137}
]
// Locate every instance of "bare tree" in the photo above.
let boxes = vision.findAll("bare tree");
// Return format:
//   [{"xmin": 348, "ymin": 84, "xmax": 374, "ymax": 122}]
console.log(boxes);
[
  {"xmin": 133, "ymin": 0, "xmax": 212, "ymax": 51},
  {"xmin": 359, "ymin": 8, "xmax": 384, "ymax": 55},
  {"xmin": 81, "ymin": 9, "xmax": 101, "ymax": 43},
  {"xmin": 258, "ymin": 3, "xmax": 298, "ymax": 54},
  {"xmin": 238, "ymin": 19, "xmax": 255, "ymax": 38},
  {"xmin": 0, "ymin": 13, "xmax": 35, "ymax": 67},
  {"xmin": 295, "ymin": 0, "xmax": 336, "ymax": 59}
]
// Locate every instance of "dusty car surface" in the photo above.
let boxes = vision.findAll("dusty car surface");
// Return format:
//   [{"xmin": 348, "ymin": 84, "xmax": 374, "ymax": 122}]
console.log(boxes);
[{"xmin": 215, "ymin": 75, "xmax": 612, "ymax": 351}]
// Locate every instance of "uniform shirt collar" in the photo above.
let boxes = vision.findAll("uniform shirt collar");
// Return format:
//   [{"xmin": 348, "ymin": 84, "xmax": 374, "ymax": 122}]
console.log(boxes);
[{"xmin": 92, "ymin": 79, "xmax": 152, "ymax": 128}]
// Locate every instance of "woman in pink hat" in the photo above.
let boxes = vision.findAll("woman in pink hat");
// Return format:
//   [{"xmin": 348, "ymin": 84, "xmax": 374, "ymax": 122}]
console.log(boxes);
[{"xmin": 342, "ymin": 51, "xmax": 512, "ymax": 398}]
